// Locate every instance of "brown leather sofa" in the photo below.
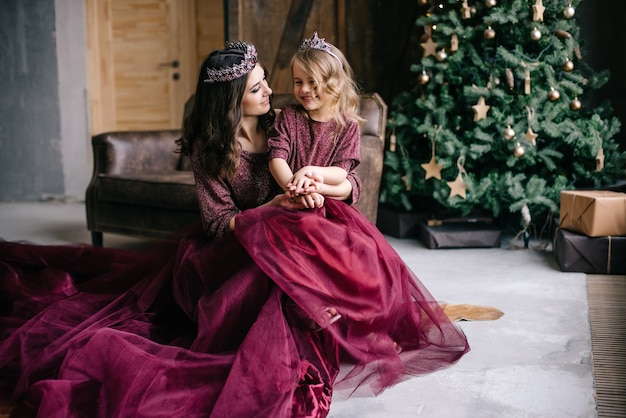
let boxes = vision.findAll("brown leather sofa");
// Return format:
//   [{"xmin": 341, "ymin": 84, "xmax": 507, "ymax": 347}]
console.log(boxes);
[{"xmin": 86, "ymin": 93, "xmax": 387, "ymax": 246}]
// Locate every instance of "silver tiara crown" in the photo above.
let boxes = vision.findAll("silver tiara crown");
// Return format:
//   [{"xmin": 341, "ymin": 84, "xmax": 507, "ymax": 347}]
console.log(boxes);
[
  {"xmin": 299, "ymin": 32, "xmax": 342, "ymax": 66},
  {"xmin": 204, "ymin": 41, "xmax": 258, "ymax": 83}
]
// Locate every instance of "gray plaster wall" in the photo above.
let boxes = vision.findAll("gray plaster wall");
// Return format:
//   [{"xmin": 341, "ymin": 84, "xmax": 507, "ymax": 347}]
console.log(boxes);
[
  {"xmin": 0, "ymin": 0, "xmax": 89, "ymax": 202},
  {"xmin": 56, "ymin": 0, "xmax": 90, "ymax": 200}
]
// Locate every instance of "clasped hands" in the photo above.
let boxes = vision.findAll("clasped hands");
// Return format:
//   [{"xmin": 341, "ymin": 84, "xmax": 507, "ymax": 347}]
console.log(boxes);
[{"xmin": 287, "ymin": 168, "xmax": 325, "ymax": 208}]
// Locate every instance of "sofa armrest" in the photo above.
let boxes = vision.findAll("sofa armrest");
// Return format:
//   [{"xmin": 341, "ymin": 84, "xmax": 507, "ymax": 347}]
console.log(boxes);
[
  {"xmin": 91, "ymin": 130, "xmax": 183, "ymax": 176},
  {"xmin": 86, "ymin": 129, "xmax": 185, "ymax": 239},
  {"xmin": 355, "ymin": 93, "xmax": 387, "ymax": 223}
]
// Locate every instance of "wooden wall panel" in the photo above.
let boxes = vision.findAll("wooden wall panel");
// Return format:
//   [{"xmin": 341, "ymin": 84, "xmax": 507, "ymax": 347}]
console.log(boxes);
[
  {"xmin": 225, "ymin": 0, "xmax": 420, "ymax": 102},
  {"xmin": 344, "ymin": 2, "xmax": 421, "ymax": 104},
  {"xmin": 226, "ymin": 0, "xmax": 342, "ymax": 95}
]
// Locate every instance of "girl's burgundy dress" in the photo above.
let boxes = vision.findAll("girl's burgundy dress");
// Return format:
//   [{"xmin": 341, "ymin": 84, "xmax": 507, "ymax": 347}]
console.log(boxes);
[{"xmin": 0, "ymin": 149, "xmax": 468, "ymax": 417}]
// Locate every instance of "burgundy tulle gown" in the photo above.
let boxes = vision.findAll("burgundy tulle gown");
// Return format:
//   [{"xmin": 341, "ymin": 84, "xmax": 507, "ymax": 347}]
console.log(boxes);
[{"xmin": 0, "ymin": 151, "xmax": 468, "ymax": 417}]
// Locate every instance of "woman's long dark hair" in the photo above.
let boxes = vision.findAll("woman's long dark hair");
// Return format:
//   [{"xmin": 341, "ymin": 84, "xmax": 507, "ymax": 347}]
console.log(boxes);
[{"xmin": 177, "ymin": 46, "xmax": 275, "ymax": 179}]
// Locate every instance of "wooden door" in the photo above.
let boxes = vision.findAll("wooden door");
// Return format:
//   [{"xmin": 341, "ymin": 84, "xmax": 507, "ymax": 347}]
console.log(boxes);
[{"xmin": 85, "ymin": 0, "xmax": 197, "ymax": 134}]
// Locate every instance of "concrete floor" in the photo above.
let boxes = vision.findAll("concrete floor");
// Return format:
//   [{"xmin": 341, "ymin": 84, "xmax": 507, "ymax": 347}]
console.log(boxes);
[{"xmin": 0, "ymin": 201, "xmax": 597, "ymax": 418}]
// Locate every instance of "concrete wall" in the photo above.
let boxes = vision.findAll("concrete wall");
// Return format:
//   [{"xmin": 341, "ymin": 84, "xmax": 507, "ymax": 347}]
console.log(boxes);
[
  {"xmin": 0, "ymin": 1, "xmax": 622, "ymax": 202},
  {"xmin": 56, "ymin": 0, "xmax": 90, "ymax": 200},
  {"xmin": 0, "ymin": 0, "xmax": 89, "ymax": 202}
]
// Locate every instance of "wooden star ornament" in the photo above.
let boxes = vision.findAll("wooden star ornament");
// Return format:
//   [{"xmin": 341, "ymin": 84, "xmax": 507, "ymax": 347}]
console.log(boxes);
[
  {"xmin": 472, "ymin": 96, "xmax": 490, "ymax": 121},
  {"xmin": 420, "ymin": 37, "xmax": 438, "ymax": 58},
  {"xmin": 533, "ymin": 0, "xmax": 546, "ymax": 22},
  {"xmin": 596, "ymin": 147, "xmax": 605, "ymax": 172},
  {"xmin": 525, "ymin": 127, "xmax": 538, "ymax": 146},
  {"xmin": 421, "ymin": 157, "xmax": 443, "ymax": 180},
  {"xmin": 461, "ymin": 0, "xmax": 471, "ymax": 19},
  {"xmin": 447, "ymin": 173, "xmax": 467, "ymax": 199}
]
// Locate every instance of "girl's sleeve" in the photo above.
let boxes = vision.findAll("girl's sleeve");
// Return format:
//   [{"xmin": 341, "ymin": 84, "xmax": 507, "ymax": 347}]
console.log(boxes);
[
  {"xmin": 329, "ymin": 121, "xmax": 361, "ymax": 205},
  {"xmin": 346, "ymin": 169, "xmax": 362, "ymax": 205},
  {"xmin": 333, "ymin": 121, "xmax": 361, "ymax": 172},
  {"xmin": 267, "ymin": 108, "xmax": 292, "ymax": 161}
]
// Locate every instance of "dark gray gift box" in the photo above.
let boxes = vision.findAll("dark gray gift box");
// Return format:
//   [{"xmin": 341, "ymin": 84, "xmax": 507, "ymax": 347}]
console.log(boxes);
[
  {"xmin": 554, "ymin": 228, "xmax": 626, "ymax": 274},
  {"xmin": 376, "ymin": 207, "xmax": 426, "ymax": 238},
  {"xmin": 416, "ymin": 219, "xmax": 502, "ymax": 249}
]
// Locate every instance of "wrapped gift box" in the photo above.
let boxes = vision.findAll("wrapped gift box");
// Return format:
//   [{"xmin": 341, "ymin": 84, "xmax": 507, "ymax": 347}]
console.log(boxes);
[
  {"xmin": 554, "ymin": 228, "xmax": 626, "ymax": 274},
  {"xmin": 559, "ymin": 190, "xmax": 626, "ymax": 237},
  {"xmin": 376, "ymin": 207, "xmax": 426, "ymax": 238},
  {"xmin": 416, "ymin": 219, "xmax": 502, "ymax": 249}
]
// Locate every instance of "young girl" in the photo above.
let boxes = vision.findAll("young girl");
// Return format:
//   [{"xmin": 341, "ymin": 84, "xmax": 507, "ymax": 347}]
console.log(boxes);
[
  {"xmin": 236, "ymin": 33, "xmax": 468, "ymax": 375},
  {"xmin": 268, "ymin": 32, "xmax": 363, "ymax": 210},
  {"xmin": 267, "ymin": 32, "xmax": 365, "ymax": 327}
]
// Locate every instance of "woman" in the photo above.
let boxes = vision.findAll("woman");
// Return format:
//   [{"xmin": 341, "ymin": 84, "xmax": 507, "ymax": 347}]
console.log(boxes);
[{"xmin": 0, "ymin": 42, "xmax": 468, "ymax": 418}]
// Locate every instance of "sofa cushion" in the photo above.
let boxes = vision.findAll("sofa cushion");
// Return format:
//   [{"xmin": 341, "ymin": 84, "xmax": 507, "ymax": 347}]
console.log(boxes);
[{"xmin": 97, "ymin": 172, "xmax": 198, "ymax": 211}]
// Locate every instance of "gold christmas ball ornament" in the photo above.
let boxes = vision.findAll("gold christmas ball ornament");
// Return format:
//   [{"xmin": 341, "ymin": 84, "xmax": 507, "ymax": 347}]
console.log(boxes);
[
  {"xmin": 548, "ymin": 88, "xmax": 561, "ymax": 101},
  {"xmin": 435, "ymin": 49, "xmax": 448, "ymax": 62},
  {"xmin": 503, "ymin": 125, "xmax": 516, "ymax": 140},
  {"xmin": 530, "ymin": 28, "xmax": 542, "ymax": 41},
  {"xmin": 484, "ymin": 26, "xmax": 496, "ymax": 40},
  {"xmin": 564, "ymin": 5, "xmax": 575, "ymax": 19},
  {"xmin": 513, "ymin": 143, "xmax": 525, "ymax": 158},
  {"xmin": 417, "ymin": 0, "xmax": 429, "ymax": 6},
  {"xmin": 562, "ymin": 59, "xmax": 574, "ymax": 72},
  {"xmin": 485, "ymin": 0, "xmax": 497, "ymax": 8},
  {"xmin": 570, "ymin": 97, "xmax": 582, "ymax": 111},
  {"xmin": 418, "ymin": 71, "xmax": 430, "ymax": 85}
]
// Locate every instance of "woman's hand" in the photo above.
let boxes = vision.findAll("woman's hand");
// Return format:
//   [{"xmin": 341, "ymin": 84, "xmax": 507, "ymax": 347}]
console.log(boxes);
[
  {"xmin": 295, "ymin": 192, "xmax": 324, "ymax": 208},
  {"xmin": 269, "ymin": 192, "xmax": 308, "ymax": 210},
  {"xmin": 269, "ymin": 190, "xmax": 324, "ymax": 209}
]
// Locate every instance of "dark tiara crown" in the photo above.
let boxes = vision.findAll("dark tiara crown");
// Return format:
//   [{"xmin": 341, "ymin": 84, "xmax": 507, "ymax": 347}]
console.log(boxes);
[{"xmin": 204, "ymin": 42, "xmax": 258, "ymax": 83}]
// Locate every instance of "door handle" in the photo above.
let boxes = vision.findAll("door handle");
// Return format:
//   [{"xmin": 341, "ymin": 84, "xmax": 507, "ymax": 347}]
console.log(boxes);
[{"xmin": 159, "ymin": 60, "xmax": 179, "ymax": 68}]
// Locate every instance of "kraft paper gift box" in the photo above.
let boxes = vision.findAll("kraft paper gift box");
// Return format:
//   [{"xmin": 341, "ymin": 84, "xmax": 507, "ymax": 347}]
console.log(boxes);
[
  {"xmin": 554, "ymin": 228, "xmax": 626, "ymax": 274},
  {"xmin": 559, "ymin": 190, "xmax": 626, "ymax": 237},
  {"xmin": 416, "ymin": 219, "xmax": 502, "ymax": 249}
]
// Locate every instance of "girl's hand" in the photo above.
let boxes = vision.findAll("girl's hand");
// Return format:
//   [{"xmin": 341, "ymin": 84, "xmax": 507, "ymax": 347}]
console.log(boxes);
[{"xmin": 288, "ymin": 170, "xmax": 324, "ymax": 196}]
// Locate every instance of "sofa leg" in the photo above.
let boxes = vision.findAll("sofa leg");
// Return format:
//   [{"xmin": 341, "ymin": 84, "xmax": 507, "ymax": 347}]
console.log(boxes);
[{"xmin": 91, "ymin": 231, "xmax": 103, "ymax": 247}]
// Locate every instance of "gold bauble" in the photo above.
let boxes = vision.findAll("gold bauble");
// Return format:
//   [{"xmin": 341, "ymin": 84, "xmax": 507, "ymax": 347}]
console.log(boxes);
[
  {"xmin": 485, "ymin": 0, "xmax": 497, "ymax": 7},
  {"xmin": 562, "ymin": 59, "xmax": 574, "ymax": 72},
  {"xmin": 548, "ymin": 88, "xmax": 560, "ymax": 101},
  {"xmin": 417, "ymin": 0, "xmax": 429, "ymax": 5},
  {"xmin": 570, "ymin": 98, "xmax": 582, "ymax": 111},
  {"xmin": 435, "ymin": 49, "xmax": 448, "ymax": 61},
  {"xmin": 564, "ymin": 5, "xmax": 575, "ymax": 19},
  {"xmin": 513, "ymin": 143, "xmax": 525, "ymax": 158},
  {"xmin": 503, "ymin": 125, "xmax": 516, "ymax": 140},
  {"xmin": 418, "ymin": 72, "xmax": 430, "ymax": 85},
  {"xmin": 484, "ymin": 27, "xmax": 496, "ymax": 40},
  {"xmin": 530, "ymin": 28, "xmax": 542, "ymax": 41}
]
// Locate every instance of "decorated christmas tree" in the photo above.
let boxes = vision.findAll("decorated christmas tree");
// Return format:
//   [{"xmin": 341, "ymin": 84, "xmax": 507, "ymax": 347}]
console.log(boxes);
[{"xmin": 380, "ymin": 0, "xmax": 626, "ymax": 229}]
